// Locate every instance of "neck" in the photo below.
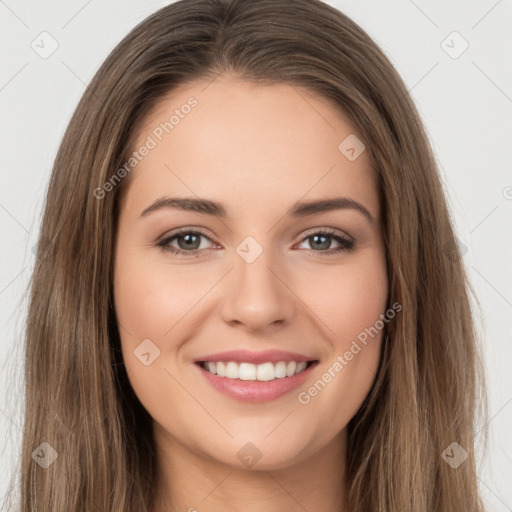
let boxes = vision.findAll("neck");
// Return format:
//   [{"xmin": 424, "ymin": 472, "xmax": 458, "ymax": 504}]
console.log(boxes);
[{"xmin": 151, "ymin": 426, "xmax": 349, "ymax": 512}]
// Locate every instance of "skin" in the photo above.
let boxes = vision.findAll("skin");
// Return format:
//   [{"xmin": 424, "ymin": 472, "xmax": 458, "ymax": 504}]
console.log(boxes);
[{"xmin": 113, "ymin": 73, "xmax": 388, "ymax": 512}]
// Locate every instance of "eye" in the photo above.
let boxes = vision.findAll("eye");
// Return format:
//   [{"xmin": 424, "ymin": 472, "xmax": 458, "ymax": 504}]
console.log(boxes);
[
  {"xmin": 157, "ymin": 228, "xmax": 215, "ymax": 257},
  {"xmin": 157, "ymin": 227, "xmax": 355, "ymax": 257},
  {"xmin": 295, "ymin": 228, "xmax": 355, "ymax": 256}
]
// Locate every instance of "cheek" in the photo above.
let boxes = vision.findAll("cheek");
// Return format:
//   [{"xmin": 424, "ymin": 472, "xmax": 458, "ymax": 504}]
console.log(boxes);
[
  {"xmin": 293, "ymin": 255, "xmax": 388, "ymax": 432},
  {"xmin": 114, "ymin": 252, "xmax": 209, "ymax": 341},
  {"xmin": 113, "ymin": 252, "xmax": 203, "ymax": 423},
  {"xmin": 295, "ymin": 253, "xmax": 388, "ymax": 344}
]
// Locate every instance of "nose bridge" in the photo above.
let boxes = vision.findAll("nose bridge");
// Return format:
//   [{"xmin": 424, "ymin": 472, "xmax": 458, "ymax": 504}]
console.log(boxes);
[{"xmin": 221, "ymin": 234, "xmax": 295, "ymax": 330}]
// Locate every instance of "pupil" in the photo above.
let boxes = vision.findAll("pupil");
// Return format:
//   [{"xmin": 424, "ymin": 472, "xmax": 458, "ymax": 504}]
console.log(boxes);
[
  {"xmin": 179, "ymin": 233, "xmax": 200, "ymax": 250},
  {"xmin": 311, "ymin": 234, "xmax": 330, "ymax": 250}
]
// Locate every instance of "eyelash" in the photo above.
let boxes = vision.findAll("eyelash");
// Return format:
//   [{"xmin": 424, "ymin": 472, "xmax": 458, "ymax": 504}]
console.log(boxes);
[{"xmin": 156, "ymin": 227, "xmax": 355, "ymax": 258}]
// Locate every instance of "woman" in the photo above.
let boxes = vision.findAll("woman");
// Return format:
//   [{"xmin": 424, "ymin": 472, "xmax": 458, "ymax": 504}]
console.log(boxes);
[{"xmin": 16, "ymin": 0, "xmax": 488, "ymax": 510}]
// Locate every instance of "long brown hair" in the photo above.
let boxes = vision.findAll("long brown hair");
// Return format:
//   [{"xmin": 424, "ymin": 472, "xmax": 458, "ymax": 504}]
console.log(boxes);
[{"xmin": 10, "ymin": 0, "xmax": 488, "ymax": 510}]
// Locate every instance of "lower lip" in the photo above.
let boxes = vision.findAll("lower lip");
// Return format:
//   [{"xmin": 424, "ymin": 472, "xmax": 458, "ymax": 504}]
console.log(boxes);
[{"xmin": 195, "ymin": 362, "xmax": 318, "ymax": 403}]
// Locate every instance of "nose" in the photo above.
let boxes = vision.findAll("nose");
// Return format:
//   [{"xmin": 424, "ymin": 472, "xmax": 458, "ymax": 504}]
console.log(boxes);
[{"xmin": 220, "ymin": 245, "xmax": 296, "ymax": 333}]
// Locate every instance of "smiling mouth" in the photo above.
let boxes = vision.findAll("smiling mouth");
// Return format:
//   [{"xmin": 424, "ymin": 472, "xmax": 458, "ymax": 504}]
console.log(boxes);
[{"xmin": 196, "ymin": 360, "xmax": 318, "ymax": 381}]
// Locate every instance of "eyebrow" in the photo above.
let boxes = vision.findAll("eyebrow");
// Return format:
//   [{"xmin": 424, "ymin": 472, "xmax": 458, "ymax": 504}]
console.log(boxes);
[{"xmin": 140, "ymin": 196, "xmax": 374, "ymax": 223}]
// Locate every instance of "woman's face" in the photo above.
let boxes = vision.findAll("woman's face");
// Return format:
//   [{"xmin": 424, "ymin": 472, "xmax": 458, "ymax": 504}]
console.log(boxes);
[{"xmin": 114, "ymin": 75, "xmax": 388, "ymax": 470}]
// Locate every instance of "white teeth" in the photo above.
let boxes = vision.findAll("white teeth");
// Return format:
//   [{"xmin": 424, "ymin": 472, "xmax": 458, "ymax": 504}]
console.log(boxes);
[
  {"xmin": 225, "ymin": 362, "xmax": 238, "ymax": 379},
  {"xmin": 275, "ymin": 361, "xmax": 287, "ymax": 378},
  {"xmin": 239, "ymin": 362, "xmax": 256, "ymax": 381},
  {"xmin": 216, "ymin": 362, "xmax": 226, "ymax": 377},
  {"xmin": 256, "ymin": 362, "xmax": 275, "ymax": 381},
  {"xmin": 201, "ymin": 360, "xmax": 310, "ymax": 381},
  {"xmin": 286, "ymin": 361, "xmax": 297, "ymax": 377}
]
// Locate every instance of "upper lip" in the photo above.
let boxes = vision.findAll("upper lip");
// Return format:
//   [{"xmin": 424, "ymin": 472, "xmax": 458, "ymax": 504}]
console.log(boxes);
[{"xmin": 194, "ymin": 349, "xmax": 318, "ymax": 365}]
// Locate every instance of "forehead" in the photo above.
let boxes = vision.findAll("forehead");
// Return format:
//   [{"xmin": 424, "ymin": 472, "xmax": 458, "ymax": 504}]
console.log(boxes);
[{"xmin": 123, "ymin": 76, "xmax": 378, "ymax": 219}]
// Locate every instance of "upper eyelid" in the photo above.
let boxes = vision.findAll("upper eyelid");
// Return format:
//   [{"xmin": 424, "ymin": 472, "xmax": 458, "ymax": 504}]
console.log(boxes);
[{"xmin": 299, "ymin": 226, "xmax": 353, "ymax": 242}]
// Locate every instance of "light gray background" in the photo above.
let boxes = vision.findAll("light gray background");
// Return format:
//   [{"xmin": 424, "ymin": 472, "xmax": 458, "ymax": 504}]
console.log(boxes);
[{"xmin": 1, "ymin": 0, "xmax": 511, "ymax": 510}]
